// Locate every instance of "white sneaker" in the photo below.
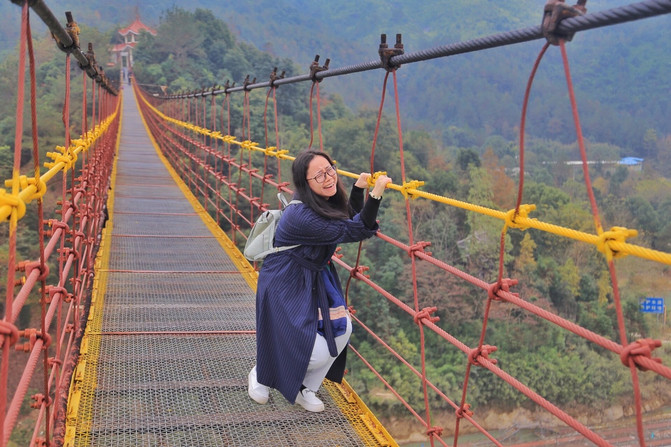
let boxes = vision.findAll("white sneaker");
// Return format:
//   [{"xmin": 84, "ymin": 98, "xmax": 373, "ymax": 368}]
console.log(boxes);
[
  {"xmin": 295, "ymin": 388, "xmax": 325, "ymax": 412},
  {"xmin": 248, "ymin": 366, "xmax": 269, "ymax": 404}
]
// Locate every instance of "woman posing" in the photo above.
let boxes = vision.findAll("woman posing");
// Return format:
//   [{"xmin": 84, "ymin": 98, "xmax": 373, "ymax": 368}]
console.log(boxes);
[{"xmin": 248, "ymin": 149, "xmax": 391, "ymax": 412}]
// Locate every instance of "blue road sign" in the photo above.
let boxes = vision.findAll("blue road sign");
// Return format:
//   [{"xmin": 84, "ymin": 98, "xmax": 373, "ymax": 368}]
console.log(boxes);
[{"xmin": 640, "ymin": 297, "xmax": 665, "ymax": 314}]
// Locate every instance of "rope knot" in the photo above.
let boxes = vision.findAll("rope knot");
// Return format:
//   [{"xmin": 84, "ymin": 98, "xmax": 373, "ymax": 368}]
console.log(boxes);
[
  {"xmin": 47, "ymin": 219, "xmax": 69, "ymax": 233},
  {"xmin": 45, "ymin": 145, "xmax": 78, "ymax": 171},
  {"xmin": 487, "ymin": 278, "xmax": 519, "ymax": 301},
  {"xmin": 455, "ymin": 403, "xmax": 474, "ymax": 419},
  {"xmin": 18, "ymin": 260, "xmax": 50, "ymax": 282},
  {"xmin": 426, "ymin": 426, "xmax": 444, "ymax": 438},
  {"xmin": 468, "ymin": 345, "xmax": 498, "ymax": 366},
  {"xmin": 45, "ymin": 286, "xmax": 68, "ymax": 304},
  {"xmin": 504, "ymin": 204, "xmax": 536, "ymax": 230},
  {"xmin": 17, "ymin": 328, "xmax": 52, "ymax": 352},
  {"xmin": 414, "ymin": 307, "xmax": 439, "ymax": 326},
  {"xmin": 400, "ymin": 180, "xmax": 425, "ymax": 200},
  {"xmin": 30, "ymin": 393, "xmax": 53, "ymax": 410},
  {"xmin": 240, "ymin": 140, "xmax": 256, "ymax": 151},
  {"xmin": 596, "ymin": 226, "xmax": 637, "ymax": 261},
  {"xmin": 347, "ymin": 305, "xmax": 357, "ymax": 316},
  {"xmin": 0, "ymin": 187, "xmax": 27, "ymax": 221},
  {"xmin": 0, "ymin": 321, "xmax": 19, "ymax": 346},
  {"xmin": 350, "ymin": 265, "xmax": 370, "ymax": 279},
  {"xmin": 367, "ymin": 171, "xmax": 388, "ymax": 189},
  {"xmin": 620, "ymin": 338, "xmax": 662, "ymax": 372},
  {"xmin": 408, "ymin": 241, "xmax": 432, "ymax": 257},
  {"xmin": 28, "ymin": 177, "xmax": 48, "ymax": 201}
]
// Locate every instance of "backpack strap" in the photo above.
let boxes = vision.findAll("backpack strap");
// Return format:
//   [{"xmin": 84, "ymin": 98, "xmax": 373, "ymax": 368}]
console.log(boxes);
[
  {"xmin": 278, "ymin": 192, "xmax": 302, "ymax": 208},
  {"xmin": 265, "ymin": 193, "xmax": 301, "ymax": 257}
]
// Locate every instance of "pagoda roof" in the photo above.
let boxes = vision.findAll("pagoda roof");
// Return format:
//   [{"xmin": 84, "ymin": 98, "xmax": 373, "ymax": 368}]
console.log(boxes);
[{"xmin": 118, "ymin": 17, "xmax": 157, "ymax": 36}]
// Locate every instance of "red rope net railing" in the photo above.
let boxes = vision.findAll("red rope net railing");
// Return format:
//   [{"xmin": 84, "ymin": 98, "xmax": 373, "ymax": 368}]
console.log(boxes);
[
  {"xmin": 0, "ymin": 3, "xmax": 119, "ymax": 446},
  {"xmin": 133, "ymin": 10, "xmax": 670, "ymax": 446}
]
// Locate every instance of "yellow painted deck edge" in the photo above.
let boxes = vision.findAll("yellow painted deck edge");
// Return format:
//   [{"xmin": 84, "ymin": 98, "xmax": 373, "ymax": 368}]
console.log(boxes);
[{"xmin": 324, "ymin": 379, "xmax": 399, "ymax": 447}]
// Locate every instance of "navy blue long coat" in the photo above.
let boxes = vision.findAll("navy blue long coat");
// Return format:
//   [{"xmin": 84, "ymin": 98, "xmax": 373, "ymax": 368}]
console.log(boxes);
[{"xmin": 255, "ymin": 188, "xmax": 378, "ymax": 403}]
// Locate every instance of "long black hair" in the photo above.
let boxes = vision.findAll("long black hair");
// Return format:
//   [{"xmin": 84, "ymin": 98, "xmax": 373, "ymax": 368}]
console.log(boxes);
[{"xmin": 292, "ymin": 150, "xmax": 350, "ymax": 220}]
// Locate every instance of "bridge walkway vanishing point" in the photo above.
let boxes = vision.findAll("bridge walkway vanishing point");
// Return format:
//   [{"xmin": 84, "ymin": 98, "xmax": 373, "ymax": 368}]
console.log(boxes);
[{"xmin": 63, "ymin": 85, "xmax": 396, "ymax": 447}]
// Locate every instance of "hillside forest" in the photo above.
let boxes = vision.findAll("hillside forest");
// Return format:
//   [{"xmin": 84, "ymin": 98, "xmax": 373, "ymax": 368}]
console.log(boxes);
[{"xmin": 1, "ymin": 3, "xmax": 670, "ymax": 441}]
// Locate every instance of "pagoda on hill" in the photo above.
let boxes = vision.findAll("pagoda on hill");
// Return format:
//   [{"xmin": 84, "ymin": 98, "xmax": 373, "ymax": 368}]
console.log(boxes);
[{"xmin": 110, "ymin": 13, "xmax": 157, "ymax": 82}]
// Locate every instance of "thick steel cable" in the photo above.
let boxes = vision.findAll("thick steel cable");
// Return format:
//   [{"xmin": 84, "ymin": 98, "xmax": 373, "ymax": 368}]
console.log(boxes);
[
  {"xmin": 163, "ymin": 0, "xmax": 671, "ymax": 98},
  {"xmin": 12, "ymin": 0, "xmax": 117, "ymax": 94}
]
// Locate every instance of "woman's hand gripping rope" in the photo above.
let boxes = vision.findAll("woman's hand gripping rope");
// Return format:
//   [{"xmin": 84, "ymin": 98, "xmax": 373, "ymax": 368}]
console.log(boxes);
[{"xmin": 357, "ymin": 171, "xmax": 392, "ymax": 198}]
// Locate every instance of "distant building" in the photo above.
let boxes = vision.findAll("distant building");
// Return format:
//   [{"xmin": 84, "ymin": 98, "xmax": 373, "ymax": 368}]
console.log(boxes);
[
  {"xmin": 538, "ymin": 157, "xmax": 645, "ymax": 175},
  {"xmin": 109, "ymin": 15, "xmax": 157, "ymax": 81},
  {"xmin": 618, "ymin": 157, "xmax": 644, "ymax": 171}
]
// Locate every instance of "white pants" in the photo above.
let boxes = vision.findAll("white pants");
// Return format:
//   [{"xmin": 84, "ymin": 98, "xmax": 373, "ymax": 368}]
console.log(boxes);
[{"xmin": 302, "ymin": 317, "xmax": 352, "ymax": 391}]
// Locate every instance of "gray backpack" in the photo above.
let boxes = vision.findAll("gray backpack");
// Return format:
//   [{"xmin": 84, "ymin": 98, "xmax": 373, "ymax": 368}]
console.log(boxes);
[{"xmin": 243, "ymin": 193, "xmax": 301, "ymax": 262}]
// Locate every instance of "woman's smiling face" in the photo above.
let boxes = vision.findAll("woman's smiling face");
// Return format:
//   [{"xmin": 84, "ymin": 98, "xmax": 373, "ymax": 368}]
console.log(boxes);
[{"xmin": 306, "ymin": 155, "xmax": 337, "ymax": 198}]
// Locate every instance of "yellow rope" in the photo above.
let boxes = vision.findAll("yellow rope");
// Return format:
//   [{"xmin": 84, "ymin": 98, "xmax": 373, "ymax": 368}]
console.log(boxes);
[
  {"xmin": 0, "ymin": 106, "xmax": 119, "ymax": 224},
  {"xmin": 135, "ymin": 94, "xmax": 671, "ymax": 266}
]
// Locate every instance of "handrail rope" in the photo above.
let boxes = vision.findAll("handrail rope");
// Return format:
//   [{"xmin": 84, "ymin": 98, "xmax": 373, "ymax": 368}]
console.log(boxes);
[
  {"xmin": 88, "ymin": 3, "xmax": 670, "ymax": 446},
  {"xmin": 137, "ymin": 91, "xmax": 671, "ymax": 266},
  {"xmin": 137, "ymin": 92, "xmax": 260, "ymax": 237},
  {"xmin": 336, "ymin": 253, "xmax": 636, "ymax": 447},
  {"xmin": 135, "ymin": 74, "xmax": 671, "ymax": 447},
  {"xmin": 0, "ymin": 112, "xmax": 119, "ymax": 224},
  {"xmin": 349, "ymin": 313, "xmax": 503, "ymax": 446},
  {"xmin": 2, "ymin": 10, "xmax": 119, "ymax": 446},
  {"xmin": 347, "ymin": 345, "xmax": 450, "ymax": 447}
]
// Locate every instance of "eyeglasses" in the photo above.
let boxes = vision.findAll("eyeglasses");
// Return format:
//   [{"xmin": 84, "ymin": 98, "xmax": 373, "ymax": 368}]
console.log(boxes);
[{"xmin": 307, "ymin": 165, "xmax": 337, "ymax": 183}]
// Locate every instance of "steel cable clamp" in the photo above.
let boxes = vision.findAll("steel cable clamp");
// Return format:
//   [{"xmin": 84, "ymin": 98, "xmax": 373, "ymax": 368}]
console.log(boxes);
[
  {"xmin": 542, "ymin": 0, "xmax": 587, "ymax": 45},
  {"xmin": 309, "ymin": 55, "xmax": 330, "ymax": 83},
  {"xmin": 379, "ymin": 33, "xmax": 404, "ymax": 71}
]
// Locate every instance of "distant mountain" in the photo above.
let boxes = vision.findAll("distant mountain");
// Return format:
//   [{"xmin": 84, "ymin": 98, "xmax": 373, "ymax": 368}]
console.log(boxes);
[{"xmin": 1, "ymin": 0, "xmax": 669, "ymax": 151}]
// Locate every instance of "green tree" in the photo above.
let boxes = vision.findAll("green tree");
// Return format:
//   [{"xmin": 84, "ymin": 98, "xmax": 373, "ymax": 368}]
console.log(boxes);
[
  {"xmin": 456, "ymin": 147, "xmax": 480, "ymax": 171},
  {"xmin": 514, "ymin": 232, "xmax": 536, "ymax": 276}
]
